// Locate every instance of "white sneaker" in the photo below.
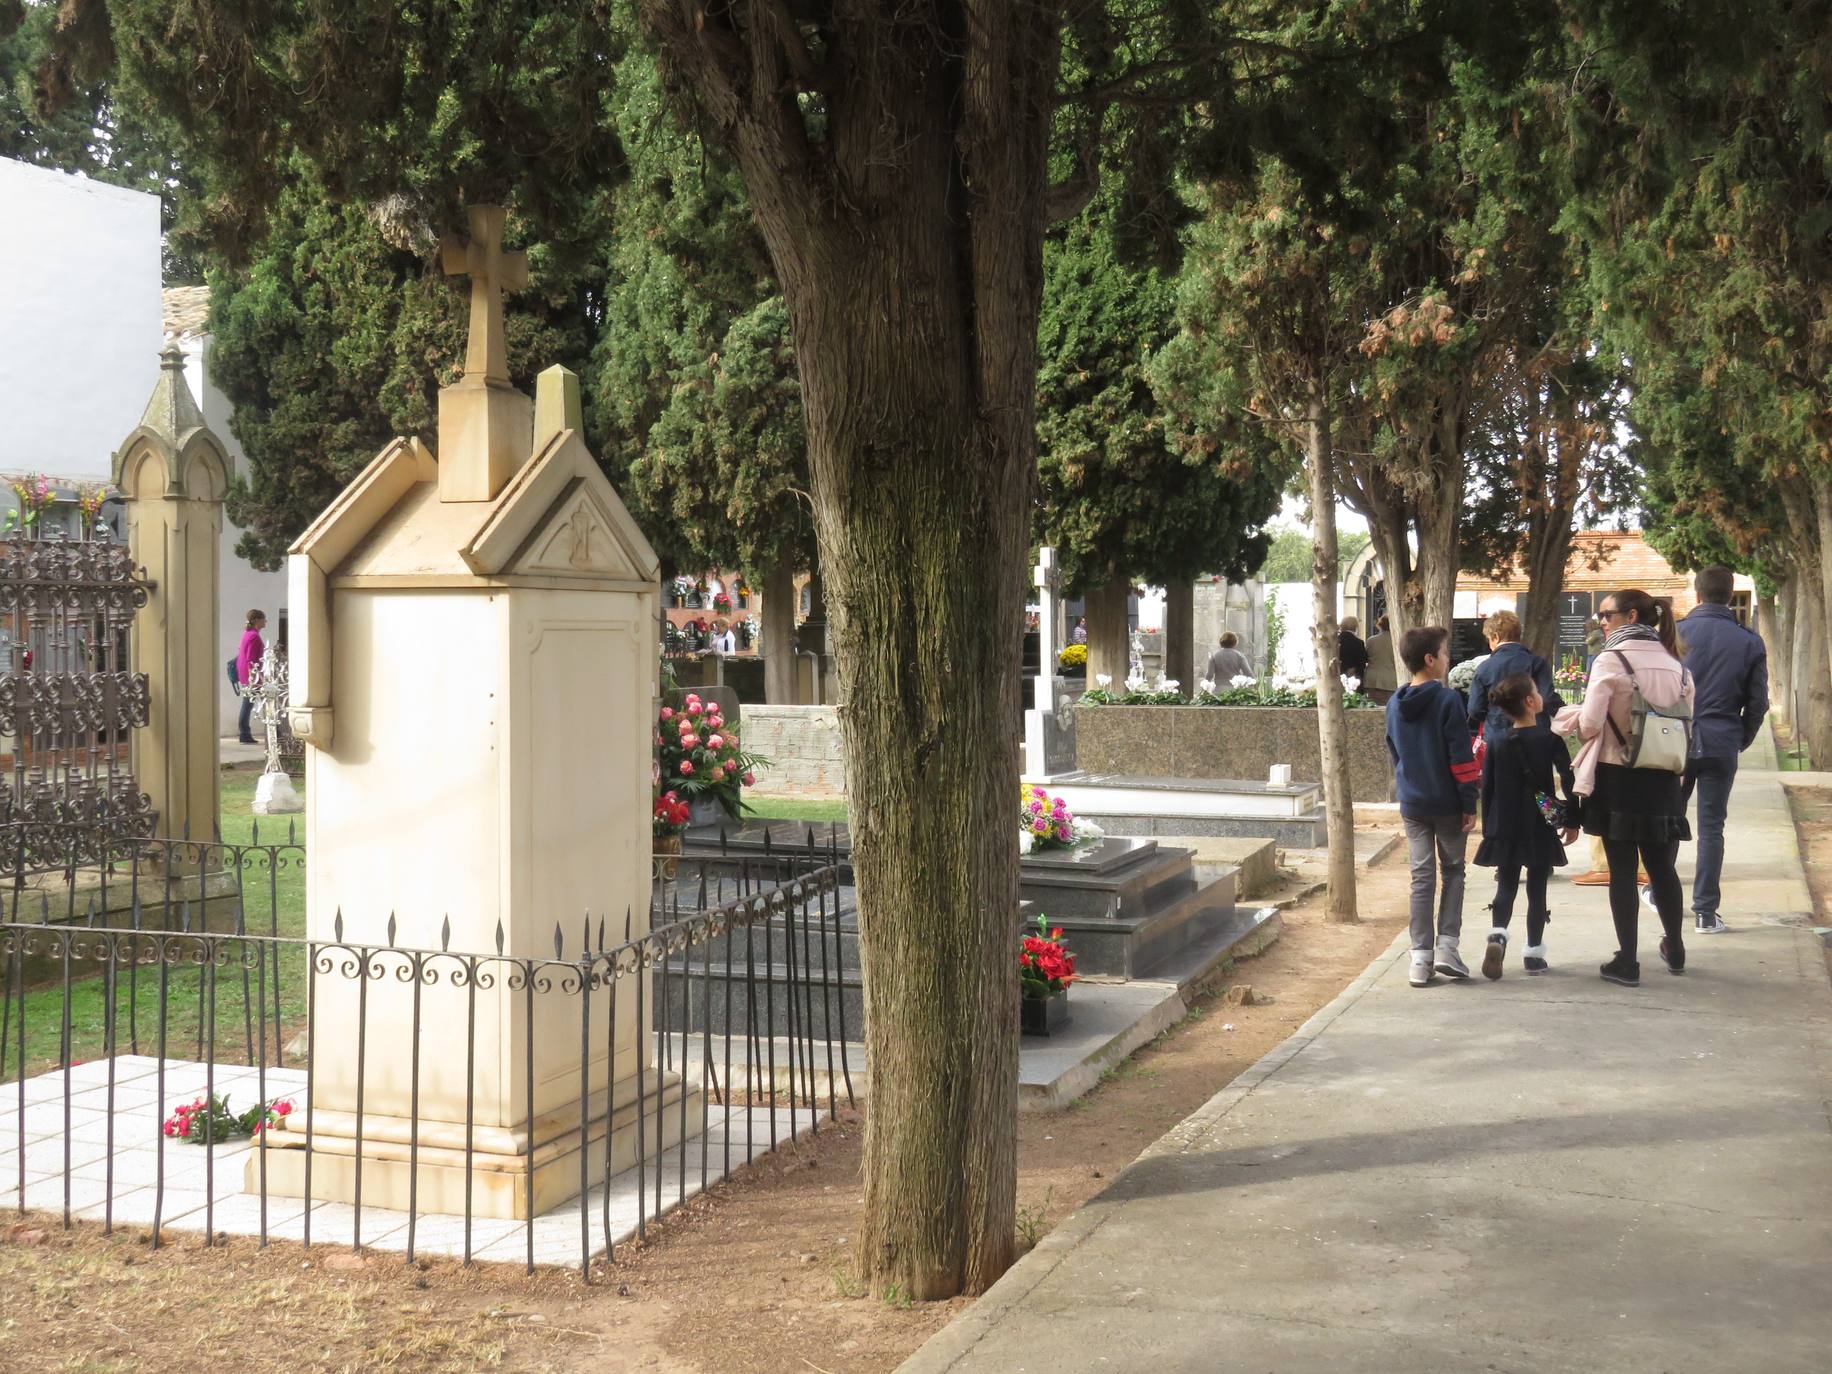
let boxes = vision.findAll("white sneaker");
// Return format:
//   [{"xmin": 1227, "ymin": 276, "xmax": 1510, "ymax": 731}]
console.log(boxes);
[
  {"xmin": 1695, "ymin": 914, "xmax": 1729, "ymax": 934},
  {"xmin": 1639, "ymin": 883, "xmax": 1657, "ymax": 911},
  {"xmin": 1409, "ymin": 950, "xmax": 1436, "ymax": 987},
  {"xmin": 1434, "ymin": 942, "xmax": 1471, "ymax": 980}
]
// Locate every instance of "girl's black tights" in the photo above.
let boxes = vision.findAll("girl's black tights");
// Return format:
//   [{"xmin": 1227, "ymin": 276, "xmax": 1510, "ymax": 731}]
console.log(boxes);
[
  {"xmin": 1604, "ymin": 836, "xmax": 1685, "ymax": 962},
  {"xmin": 1491, "ymin": 864, "xmax": 1549, "ymax": 945}
]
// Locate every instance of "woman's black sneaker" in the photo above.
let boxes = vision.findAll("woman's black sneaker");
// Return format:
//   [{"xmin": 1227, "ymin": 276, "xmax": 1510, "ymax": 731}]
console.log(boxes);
[
  {"xmin": 1659, "ymin": 936, "xmax": 1685, "ymax": 974},
  {"xmin": 1599, "ymin": 955, "xmax": 1640, "ymax": 987}
]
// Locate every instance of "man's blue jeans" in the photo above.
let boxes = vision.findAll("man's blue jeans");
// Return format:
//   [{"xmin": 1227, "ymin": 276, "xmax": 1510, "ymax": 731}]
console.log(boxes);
[{"xmin": 1688, "ymin": 754, "xmax": 1738, "ymax": 919}]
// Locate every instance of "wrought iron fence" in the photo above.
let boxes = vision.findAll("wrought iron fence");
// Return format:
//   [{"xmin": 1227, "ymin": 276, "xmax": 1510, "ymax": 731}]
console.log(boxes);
[
  {"xmin": 0, "ymin": 528, "xmax": 154, "ymax": 882},
  {"xmin": 0, "ymin": 843, "xmax": 851, "ymax": 1277}
]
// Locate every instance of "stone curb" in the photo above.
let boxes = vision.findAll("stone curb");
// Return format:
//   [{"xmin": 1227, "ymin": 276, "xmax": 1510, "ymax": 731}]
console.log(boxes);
[{"xmin": 895, "ymin": 927, "xmax": 1411, "ymax": 1374}]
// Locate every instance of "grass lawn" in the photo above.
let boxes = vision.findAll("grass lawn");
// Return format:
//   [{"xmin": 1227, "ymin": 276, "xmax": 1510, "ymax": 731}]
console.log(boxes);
[
  {"xmin": 3, "ymin": 769, "xmax": 308, "ymax": 1079},
  {"xmin": 746, "ymin": 797, "xmax": 849, "ymax": 824}
]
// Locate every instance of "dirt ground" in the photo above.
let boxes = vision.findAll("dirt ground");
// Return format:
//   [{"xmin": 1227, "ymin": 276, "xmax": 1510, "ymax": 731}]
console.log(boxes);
[
  {"xmin": 0, "ymin": 846, "xmax": 1410, "ymax": 1374},
  {"xmin": 1783, "ymin": 785, "xmax": 1832, "ymax": 982}
]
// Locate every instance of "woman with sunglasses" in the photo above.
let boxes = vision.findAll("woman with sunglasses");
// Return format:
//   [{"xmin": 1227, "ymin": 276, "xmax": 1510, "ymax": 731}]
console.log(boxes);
[{"xmin": 1556, "ymin": 588, "xmax": 1694, "ymax": 985}]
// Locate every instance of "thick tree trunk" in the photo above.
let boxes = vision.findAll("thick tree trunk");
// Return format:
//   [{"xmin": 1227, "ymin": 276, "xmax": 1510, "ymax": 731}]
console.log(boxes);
[
  {"xmin": 1771, "ymin": 572, "xmax": 1797, "ymax": 727},
  {"xmin": 1363, "ymin": 506, "xmax": 1413, "ymax": 682},
  {"xmin": 1084, "ymin": 581, "xmax": 1131, "ymax": 687},
  {"xmin": 1520, "ymin": 511, "xmax": 1576, "ymax": 662},
  {"xmin": 1415, "ymin": 462, "xmax": 1462, "ymax": 630},
  {"xmin": 1163, "ymin": 579, "xmax": 1195, "ymax": 691},
  {"xmin": 1755, "ymin": 589, "xmax": 1783, "ymax": 722},
  {"xmin": 1797, "ymin": 569, "xmax": 1832, "ymax": 767},
  {"xmin": 641, "ymin": 0, "xmax": 1065, "ymax": 1300},
  {"xmin": 762, "ymin": 563, "xmax": 797, "ymax": 704},
  {"xmin": 1307, "ymin": 385, "xmax": 1358, "ymax": 923}
]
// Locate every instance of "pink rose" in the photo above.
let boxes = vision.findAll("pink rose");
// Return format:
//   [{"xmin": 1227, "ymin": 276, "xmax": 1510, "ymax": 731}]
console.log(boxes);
[
  {"xmin": 680, "ymin": 733, "xmax": 698, "ymax": 749},
  {"xmin": 741, "ymin": 771, "xmax": 755, "ymax": 786},
  {"xmin": 687, "ymin": 702, "xmax": 703, "ymax": 716},
  {"xmin": 679, "ymin": 761, "xmax": 695, "ymax": 775},
  {"xmin": 659, "ymin": 707, "xmax": 674, "ymax": 721},
  {"xmin": 709, "ymin": 764, "xmax": 725, "ymax": 780},
  {"xmin": 707, "ymin": 734, "xmax": 724, "ymax": 749}
]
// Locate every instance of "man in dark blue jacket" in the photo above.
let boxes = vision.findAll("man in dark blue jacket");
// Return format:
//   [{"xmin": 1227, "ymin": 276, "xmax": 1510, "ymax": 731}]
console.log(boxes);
[
  {"xmin": 1387, "ymin": 625, "xmax": 1480, "ymax": 986},
  {"xmin": 1676, "ymin": 567, "xmax": 1769, "ymax": 934}
]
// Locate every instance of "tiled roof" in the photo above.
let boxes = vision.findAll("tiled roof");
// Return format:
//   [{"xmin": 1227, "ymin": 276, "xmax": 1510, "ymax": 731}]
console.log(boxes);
[
  {"xmin": 1459, "ymin": 531, "xmax": 1690, "ymax": 594},
  {"xmin": 162, "ymin": 285, "xmax": 210, "ymax": 338}
]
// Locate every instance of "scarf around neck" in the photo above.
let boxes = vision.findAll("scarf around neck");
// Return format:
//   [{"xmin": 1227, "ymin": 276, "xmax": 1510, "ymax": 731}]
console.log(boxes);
[{"xmin": 1603, "ymin": 622, "xmax": 1661, "ymax": 650}]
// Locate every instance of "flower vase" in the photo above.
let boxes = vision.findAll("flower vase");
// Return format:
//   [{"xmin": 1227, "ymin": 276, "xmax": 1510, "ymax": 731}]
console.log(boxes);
[
  {"xmin": 654, "ymin": 834, "xmax": 682, "ymax": 880},
  {"xmin": 1020, "ymin": 990, "xmax": 1068, "ymax": 1037},
  {"xmin": 687, "ymin": 796, "xmax": 726, "ymax": 831}
]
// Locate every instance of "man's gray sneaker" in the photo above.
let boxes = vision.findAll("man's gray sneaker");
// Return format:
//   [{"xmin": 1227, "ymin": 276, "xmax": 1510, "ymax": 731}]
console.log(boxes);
[
  {"xmin": 1434, "ymin": 942, "xmax": 1471, "ymax": 980},
  {"xmin": 1409, "ymin": 950, "xmax": 1435, "ymax": 987},
  {"xmin": 1695, "ymin": 914, "xmax": 1729, "ymax": 934}
]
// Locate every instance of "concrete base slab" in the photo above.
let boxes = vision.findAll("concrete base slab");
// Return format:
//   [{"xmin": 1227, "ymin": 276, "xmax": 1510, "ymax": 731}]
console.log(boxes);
[{"xmin": 1173, "ymin": 836, "xmax": 1279, "ymax": 897}]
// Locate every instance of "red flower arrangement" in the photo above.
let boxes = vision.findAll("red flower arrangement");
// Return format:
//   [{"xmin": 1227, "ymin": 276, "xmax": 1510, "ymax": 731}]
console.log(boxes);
[
  {"xmin": 1019, "ymin": 915, "xmax": 1076, "ymax": 1000},
  {"xmin": 162, "ymin": 1093, "xmax": 294, "ymax": 1144},
  {"xmin": 712, "ymin": 591, "xmax": 734, "ymax": 614},
  {"xmin": 657, "ymin": 694, "xmax": 767, "ymax": 822},
  {"xmin": 653, "ymin": 789, "xmax": 691, "ymax": 838}
]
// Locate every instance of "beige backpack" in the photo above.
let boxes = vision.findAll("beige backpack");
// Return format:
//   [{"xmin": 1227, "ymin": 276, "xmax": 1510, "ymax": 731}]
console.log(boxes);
[{"xmin": 1605, "ymin": 650, "xmax": 1692, "ymax": 774}]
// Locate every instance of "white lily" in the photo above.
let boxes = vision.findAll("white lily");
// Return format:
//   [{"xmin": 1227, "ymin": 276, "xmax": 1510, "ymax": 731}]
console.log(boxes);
[
  {"xmin": 1341, "ymin": 675, "xmax": 1361, "ymax": 693},
  {"xmin": 1157, "ymin": 676, "xmax": 1179, "ymax": 692},
  {"xmin": 1095, "ymin": 673, "xmax": 1113, "ymax": 689},
  {"xmin": 1198, "ymin": 677, "xmax": 1217, "ymax": 696},
  {"xmin": 1018, "ymin": 829, "xmax": 1035, "ymax": 855},
  {"xmin": 1125, "ymin": 674, "xmax": 1147, "ymax": 693},
  {"xmin": 1229, "ymin": 673, "xmax": 1257, "ymax": 689}
]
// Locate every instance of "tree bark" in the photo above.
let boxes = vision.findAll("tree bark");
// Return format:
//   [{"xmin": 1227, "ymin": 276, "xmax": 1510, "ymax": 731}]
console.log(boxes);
[
  {"xmin": 762, "ymin": 563, "xmax": 797, "ymax": 704},
  {"xmin": 1084, "ymin": 581, "xmax": 1131, "ymax": 687},
  {"xmin": 1307, "ymin": 383, "xmax": 1358, "ymax": 923},
  {"xmin": 1770, "ymin": 572, "xmax": 1796, "ymax": 727},
  {"xmin": 640, "ymin": 0, "xmax": 1062, "ymax": 1299},
  {"xmin": 1796, "ymin": 568, "xmax": 1832, "ymax": 767},
  {"xmin": 1163, "ymin": 579, "xmax": 1195, "ymax": 690},
  {"xmin": 1414, "ymin": 443, "xmax": 1463, "ymax": 630}
]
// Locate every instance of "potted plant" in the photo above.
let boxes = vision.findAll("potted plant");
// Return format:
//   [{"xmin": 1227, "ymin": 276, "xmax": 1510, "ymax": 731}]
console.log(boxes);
[
  {"xmin": 653, "ymin": 789, "xmax": 691, "ymax": 878},
  {"xmin": 657, "ymin": 693, "xmax": 768, "ymax": 827},
  {"xmin": 712, "ymin": 590, "xmax": 734, "ymax": 615},
  {"xmin": 1019, "ymin": 915, "xmax": 1076, "ymax": 1036},
  {"xmin": 1057, "ymin": 642, "xmax": 1088, "ymax": 675},
  {"xmin": 733, "ymin": 575, "xmax": 751, "ymax": 608}
]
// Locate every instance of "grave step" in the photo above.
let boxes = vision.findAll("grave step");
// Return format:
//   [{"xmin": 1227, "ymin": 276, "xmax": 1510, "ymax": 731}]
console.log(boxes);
[{"xmin": 1035, "ymin": 773, "xmax": 1323, "ymax": 819}]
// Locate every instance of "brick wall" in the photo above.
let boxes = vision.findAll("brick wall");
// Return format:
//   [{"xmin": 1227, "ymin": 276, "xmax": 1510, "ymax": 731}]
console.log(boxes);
[{"xmin": 743, "ymin": 706, "xmax": 847, "ymax": 797}]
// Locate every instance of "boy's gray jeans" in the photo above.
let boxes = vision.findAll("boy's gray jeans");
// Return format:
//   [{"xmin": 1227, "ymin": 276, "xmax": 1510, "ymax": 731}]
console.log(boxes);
[{"xmin": 1403, "ymin": 814, "xmax": 1467, "ymax": 951}]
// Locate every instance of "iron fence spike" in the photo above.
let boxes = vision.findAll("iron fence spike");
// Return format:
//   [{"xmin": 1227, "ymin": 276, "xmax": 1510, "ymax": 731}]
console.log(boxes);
[
  {"xmin": 442, "ymin": 915, "xmax": 452, "ymax": 951},
  {"xmin": 554, "ymin": 923, "xmax": 564, "ymax": 959},
  {"xmin": 387, "ymin": 913, "xmax": 397, "ymax": 947},
  {"xmin": 334, "ymin": 909, "xmax": 344, "ymax": 943},
  {"xmin": 495, "ymin": 920, "xmax": 505, "ymax": 955}
]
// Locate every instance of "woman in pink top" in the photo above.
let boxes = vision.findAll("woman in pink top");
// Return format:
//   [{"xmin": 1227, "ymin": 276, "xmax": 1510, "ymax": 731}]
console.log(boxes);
[
  {"xmin": 236, "ymin": 609, "xmax": 267, "ymax": 744},
  {"xmin": 1554, "ymin": 588, "xmax": 1693, "ymax": 986}
]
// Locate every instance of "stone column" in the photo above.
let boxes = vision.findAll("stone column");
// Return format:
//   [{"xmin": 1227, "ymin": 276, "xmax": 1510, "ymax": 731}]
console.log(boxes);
[
  {"xmin": 112, "ymin": 345, "xmax": 229, "ymax": 842},
  {"xmin": 1163, "ymin": 578, "xmax": 1195, "ymax": 688},
  {"xmin": 1084, "ymin": 581, "xmax": 1130, "ymax": 686},
  {"xmin": 763, "ymin": 563, "xmax": 797, "ymax": 704}
]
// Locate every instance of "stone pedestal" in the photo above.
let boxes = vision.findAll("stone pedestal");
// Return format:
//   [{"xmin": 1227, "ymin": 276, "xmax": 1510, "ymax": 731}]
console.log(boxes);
[
  {"xmin": 252, "ymin": 771, "xmax": 301, "ymax": 814},
  {"xmin": 113, "ymin": 345, "xmax": 228, "ymax": 843},
  {"xmin": 257, "ymin": 220, "xmax": 670, "ymax": 1220}
]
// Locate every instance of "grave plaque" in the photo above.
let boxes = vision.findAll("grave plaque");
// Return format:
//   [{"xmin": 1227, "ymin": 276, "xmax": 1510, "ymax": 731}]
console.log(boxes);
[{"xmin": 1555, "ymin": 590, "xmax": 1593, "ymax": 655}]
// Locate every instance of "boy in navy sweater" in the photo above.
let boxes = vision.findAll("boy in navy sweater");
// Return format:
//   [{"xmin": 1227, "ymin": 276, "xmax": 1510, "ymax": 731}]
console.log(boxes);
[{"xmin": 1385, "ymin": 625, "xmax": 1480, "ymax": 986}]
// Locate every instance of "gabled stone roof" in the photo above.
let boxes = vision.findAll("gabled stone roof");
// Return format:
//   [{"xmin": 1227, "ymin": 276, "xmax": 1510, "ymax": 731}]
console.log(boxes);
[{"xmin": 162, "ymin": 285, "xmax": 210, "ymax": 339}]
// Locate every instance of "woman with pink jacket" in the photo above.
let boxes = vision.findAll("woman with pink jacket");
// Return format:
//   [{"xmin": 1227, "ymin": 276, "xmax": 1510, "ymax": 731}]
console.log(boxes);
[{"xmin": 1552, "ymin": 588, "xmax": 1694, "ymax": 986}]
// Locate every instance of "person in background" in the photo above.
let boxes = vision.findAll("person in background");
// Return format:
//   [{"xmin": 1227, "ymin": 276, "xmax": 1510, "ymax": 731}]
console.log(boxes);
[
  {"xmin": 1204, "ymin": 631, "xmax": 1253, "ymax": 686},
  {"xmin": 1466, "ymin": 610, "xmax": 1563, "ymax": 820},
  {"xmin": 1555, "ymin": 588, "xmax": 1695, "ymax": 987},
  {"xmin": 1386, "ymin": 625, "xmax": 1480, "ymax": 987},
  {"xmin": 1584, "ymin": 616, "xmax": 1606, "ymax": 672},
  {"xmin": 1675, "ymin": 565, "xmax": 1768, "ymax": 934},
  {"xmin": 1362, "ymin": 614, "xmax": 1398, "ymax": 703},
  {"xmin": 1071, "ymin": 616, "xmax": 1088, "ymax": 645},
  {"xmin": 235, "ymin": 609, "xmax": 266, "ymax": 745},
  {"xmin": 1338, "ymin": 615, "xmax": 1371, "ymax": 685},
  {"xmin": 710, "ymin": 617, "xmax": 737, "ymax": 656}
]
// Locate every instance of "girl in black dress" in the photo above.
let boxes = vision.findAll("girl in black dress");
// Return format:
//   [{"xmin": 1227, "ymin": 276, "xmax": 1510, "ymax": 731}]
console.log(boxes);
[{"xmin": 1475, "ymin": 673, "xmax": 1579, "ymax": 979}]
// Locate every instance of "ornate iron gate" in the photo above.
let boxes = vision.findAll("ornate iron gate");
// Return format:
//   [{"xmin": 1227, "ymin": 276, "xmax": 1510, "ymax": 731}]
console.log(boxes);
[{"xmin": 0, "ymin": 529, "xmax": 154, "ymax": 881}]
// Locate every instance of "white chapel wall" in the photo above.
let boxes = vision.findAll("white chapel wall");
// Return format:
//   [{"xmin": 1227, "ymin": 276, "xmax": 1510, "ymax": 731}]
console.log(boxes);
[{"xmin": 0, "ymin": 159, "xmax": 161, "ymax": 480}]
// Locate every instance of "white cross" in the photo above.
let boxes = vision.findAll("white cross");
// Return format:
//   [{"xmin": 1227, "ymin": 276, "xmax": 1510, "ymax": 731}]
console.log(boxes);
[
  {"xmin": 1032, "ymin": 547, "xmax": 1061, "ymax": 675},
  {"xmin": 1565, "ymin": 594, "xmax": 1583, "ymax": 615}
]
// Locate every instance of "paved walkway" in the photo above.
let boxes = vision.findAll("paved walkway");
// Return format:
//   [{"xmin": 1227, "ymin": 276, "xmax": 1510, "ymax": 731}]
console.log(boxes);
[{"xmin": 905, "ymin": 728, "xmax": 1832, "ymax": 1373}]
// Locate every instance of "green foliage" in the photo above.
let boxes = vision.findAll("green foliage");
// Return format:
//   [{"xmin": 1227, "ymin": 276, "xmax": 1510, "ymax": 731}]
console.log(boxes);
[
  {"xmin": 593, "ymin": 53, "xmax": 812, "ymax": 578},
  {"xmin": 1035, "ymin": 192, "xmax": 1282, "ymax": 595}
]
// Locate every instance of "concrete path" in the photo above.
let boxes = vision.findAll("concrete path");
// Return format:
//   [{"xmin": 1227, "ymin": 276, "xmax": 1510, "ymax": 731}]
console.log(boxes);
[{"xmin": 904, "ymin": 729, "xmax": 1832, "ymax": 1374}]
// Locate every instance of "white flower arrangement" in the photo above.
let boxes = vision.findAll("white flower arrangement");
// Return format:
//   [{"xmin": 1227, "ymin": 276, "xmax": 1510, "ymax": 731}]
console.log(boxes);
[
  {"xmin": 1019, "ymin": 830, "xmax": 1035, "ymax": 856},
  {"xmin": 1156, "ymin": 676, "xmax": 1179, "ymax": 693},
  {"xmin": 1341, "ymin": 675, "xmax": 1361, "ymax": 693},
  {"xmin": 1229, "ymin": 673, "xmax": 1257, "ymax": 689},
  {"xmin": 1095, "ymin": 673, "xmax": 1113, "ymax": 689},
  {"xmin": 1198, "ymin": 677, "xmax": 1217, "ymax": 696},
  {"xmin": 1446, "ymin": 654, "xmax": 1487, "ymax": 691},
  {"xmin": 1125, "ymin": 673, "xmax": 1147, "ymax": 693}
]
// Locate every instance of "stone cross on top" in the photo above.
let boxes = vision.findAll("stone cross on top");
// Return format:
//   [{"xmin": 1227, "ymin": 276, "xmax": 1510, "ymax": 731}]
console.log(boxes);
[{"xmin": 442, "ymin": 205, "xmax": 527, "ymax": 387}]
